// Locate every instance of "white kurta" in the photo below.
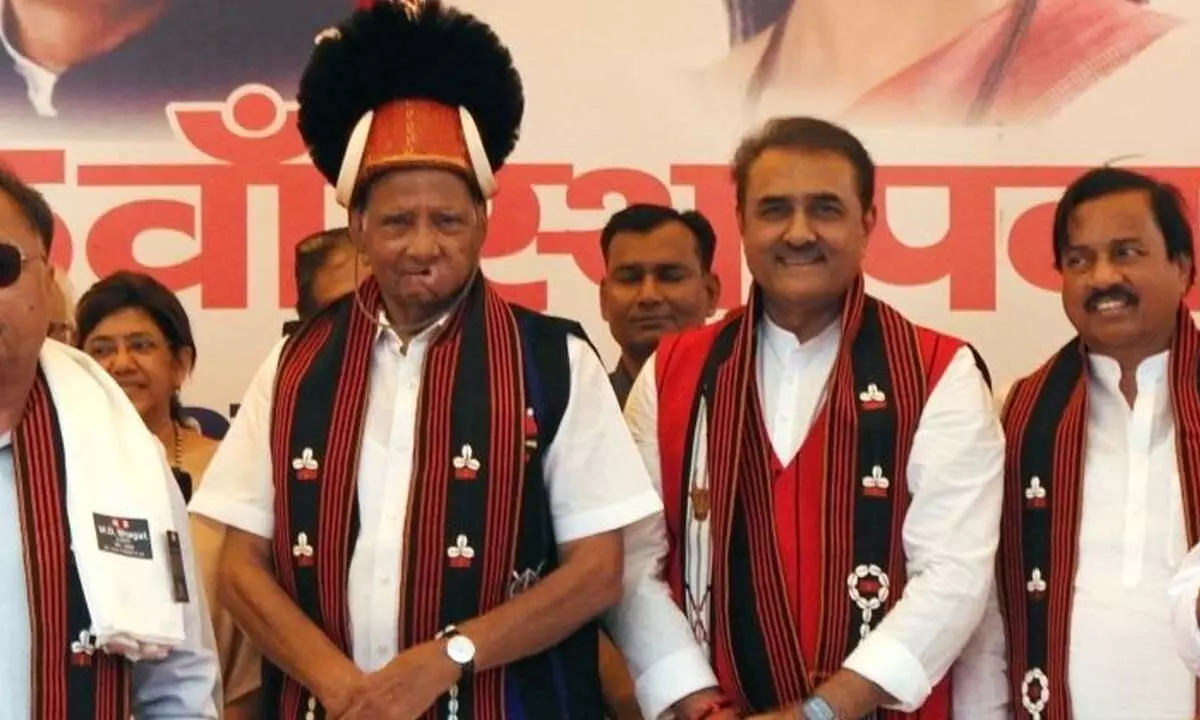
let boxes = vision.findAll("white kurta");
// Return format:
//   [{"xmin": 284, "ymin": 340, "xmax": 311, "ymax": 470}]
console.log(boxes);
[{"xmin": 189, "ymin": 319, "xmax": 664, "ymax": 672}]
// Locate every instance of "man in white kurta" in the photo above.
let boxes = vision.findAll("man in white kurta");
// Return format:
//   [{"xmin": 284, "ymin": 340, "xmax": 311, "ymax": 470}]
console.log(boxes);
[{"xmin": 960, "ymin": 166, "xmax": 1200, "ymax": 719}]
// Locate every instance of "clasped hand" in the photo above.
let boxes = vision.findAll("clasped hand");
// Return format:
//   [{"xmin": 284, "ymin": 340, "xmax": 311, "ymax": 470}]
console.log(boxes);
[{"xmin": 326, "ymin": 640, "xmax": 461, "ymax": 720}]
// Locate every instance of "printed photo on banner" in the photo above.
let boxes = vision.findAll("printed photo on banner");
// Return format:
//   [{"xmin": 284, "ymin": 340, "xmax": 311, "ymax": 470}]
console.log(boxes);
[
  {"xmin": 0, "ymin": 0, "xmax": 351, "ymax": 137},
  {"xmin": 698, "ymin": 0, "xmax": 1193, "ymax": 125}
]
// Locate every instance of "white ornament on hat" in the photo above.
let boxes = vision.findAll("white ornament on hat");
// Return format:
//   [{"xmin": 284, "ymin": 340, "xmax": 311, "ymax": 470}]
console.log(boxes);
[{"xmin": 458, "ymin": 106, "xmax": 496, "ymax": 198}]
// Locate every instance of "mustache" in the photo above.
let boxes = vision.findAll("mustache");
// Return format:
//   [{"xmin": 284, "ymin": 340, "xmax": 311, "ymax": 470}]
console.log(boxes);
[
  {"xmin": 1085, "ymin": 285, "xmax": 1139, "ymax": 312},
  {"xmin": 776, "ymin": 238, "xmax": 828, "ymax": 263}
]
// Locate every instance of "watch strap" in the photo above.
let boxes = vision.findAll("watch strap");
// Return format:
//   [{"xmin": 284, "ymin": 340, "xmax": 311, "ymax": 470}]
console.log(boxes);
[{"xmin": 802, "ymin": 696, "xmax": 838, "ymax": 720}]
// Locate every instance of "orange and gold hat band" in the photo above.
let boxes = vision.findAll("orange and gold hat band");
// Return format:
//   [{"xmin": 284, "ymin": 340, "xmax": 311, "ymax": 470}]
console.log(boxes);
[{"xmin": 335, "ymin": 98, "xmax": 496, "ymax": 206}]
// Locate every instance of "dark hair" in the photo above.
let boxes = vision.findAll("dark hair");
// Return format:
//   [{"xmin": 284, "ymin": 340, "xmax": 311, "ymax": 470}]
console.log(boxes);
[
  {"xmin": 75, "ymin": 271, "xmax": 198, "ymax": 423},
  {"xmin": 599, "ymin": 204, "xmax": 717, "ymax": 272},
  {"xmin": 294, "ymin": 227, "xmax": 354, "ymax": 321},
  {"xmin": 1053, "ymin": 167, "xmax": 1196, "ymax": 287},
  {"xmin": 731, "ymin": 116, "xmax": 875, "ymax": 212},
  {"xmin": 0, "ymin": 164, "xmax": 54, "ymax": 253}
]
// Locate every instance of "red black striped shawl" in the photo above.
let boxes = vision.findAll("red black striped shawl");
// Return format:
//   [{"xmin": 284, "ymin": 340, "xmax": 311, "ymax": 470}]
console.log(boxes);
[{"xmin": 11, "ymin": 371, "xmax": 131, "ymax": 718}]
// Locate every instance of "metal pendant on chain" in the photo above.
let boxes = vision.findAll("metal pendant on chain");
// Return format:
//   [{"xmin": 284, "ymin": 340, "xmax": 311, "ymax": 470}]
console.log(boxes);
[
  {"xmin": 173, "ymin": 423, "xmax": 184, "ymax": 469},
  {"xmin": 170, "ymin": 423, "xmax": 194, "ymax": 502}
]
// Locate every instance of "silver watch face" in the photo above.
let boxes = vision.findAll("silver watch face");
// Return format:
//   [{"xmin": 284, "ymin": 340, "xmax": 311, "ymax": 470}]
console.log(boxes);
[
  {"xmin": 446, "ymin": 634, "xmax": 476, "ymax": 665},
  {"xmin": 803, "ymin": 697, "xmax": 836, "ymax": 720}
]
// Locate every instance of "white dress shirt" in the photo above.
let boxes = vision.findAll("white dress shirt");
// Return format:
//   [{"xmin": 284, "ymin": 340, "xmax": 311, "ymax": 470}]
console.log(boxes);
[
  {"xmin": 189, "ymin": 319, "xmax": 663, "ymax": 672},
  {"xmin": 0, "ymin": 432, "xmax": 220, "ymax": 718},
  {"xmin": 963, "ymin": 350, "xmax": 1200, "ymax": 720},
  {"xmin": 615, "ymin": 315, "xmax": 1005, "ymax": 718}
]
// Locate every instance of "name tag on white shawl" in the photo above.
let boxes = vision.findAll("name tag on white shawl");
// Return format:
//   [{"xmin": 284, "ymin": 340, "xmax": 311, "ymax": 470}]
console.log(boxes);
[{"xmin": 92, "ymin": 513, "xmax": 153, "ymax": 560}]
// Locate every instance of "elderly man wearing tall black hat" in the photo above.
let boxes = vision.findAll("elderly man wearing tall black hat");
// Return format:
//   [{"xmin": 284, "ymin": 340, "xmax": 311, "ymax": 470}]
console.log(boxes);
[{"xmin": 188, "ymin": 2, "xmax": 671, "ymax": 718}]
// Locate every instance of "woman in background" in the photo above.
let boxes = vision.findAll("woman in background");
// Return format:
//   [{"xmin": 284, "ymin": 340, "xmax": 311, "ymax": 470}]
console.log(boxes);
[{"xmin": 75, "ymin": 270, "xmax": 260, "ymax": 720}]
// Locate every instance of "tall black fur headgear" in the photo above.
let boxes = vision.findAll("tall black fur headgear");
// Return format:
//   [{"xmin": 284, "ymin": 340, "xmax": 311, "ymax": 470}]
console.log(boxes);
[{"xmin": 297, "ymin": 0, "xmax": 525, "ymax": 206}]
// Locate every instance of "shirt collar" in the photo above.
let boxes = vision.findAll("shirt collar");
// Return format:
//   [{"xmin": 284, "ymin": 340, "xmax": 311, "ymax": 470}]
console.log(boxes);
[
  {"xmin": 759, "ymin": 312, "xmax": 841, "ymax": 364},
  {"xmin": 373, "ymin": 309, "xmax": 451, "ymax": 353},
  {"xmin": 1087, "ymin": 349, "xmax": 1169, "ymax": 397}
]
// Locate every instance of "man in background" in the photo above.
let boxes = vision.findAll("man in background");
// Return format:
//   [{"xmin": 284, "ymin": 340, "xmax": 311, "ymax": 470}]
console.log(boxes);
[
  {"xmin": 295, "ymin": 227, "xmax": 370, "ymax": 323},
  {"xmin": 47, "ymin": 265, "xmax": 75, "ymax": 344},
  {"xmin": 283, "ymin": 227, "xmax": 371, "ymax": 335},
  {"xmin": 600, "ymin": 204, "xmax": 720, "ymax": 406},
  {"xmin": 596, "ymin": 205, "xmax": 720, "ymax": 718}
]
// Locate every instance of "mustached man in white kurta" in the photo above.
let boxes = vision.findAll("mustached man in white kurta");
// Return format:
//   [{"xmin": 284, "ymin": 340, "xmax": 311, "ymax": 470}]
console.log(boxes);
[{"xmin": 958, "ymin": 167, "xmax": 1200, "ymax": 719}]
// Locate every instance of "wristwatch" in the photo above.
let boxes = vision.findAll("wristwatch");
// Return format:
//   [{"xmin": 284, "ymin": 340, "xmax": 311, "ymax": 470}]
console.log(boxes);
[
  {"xmin": 437, "ymin": 625, "xmax": 476, "ymax": 677},
  {"xmin": 801, "ymin": 696, "xmax": 838, "ymax": 720}
]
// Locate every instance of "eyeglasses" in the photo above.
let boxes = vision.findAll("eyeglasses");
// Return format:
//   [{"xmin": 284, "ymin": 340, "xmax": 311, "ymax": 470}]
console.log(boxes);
[{"xmin": 0, "ymin": 243, "xmax": 40, "ymax": 289}]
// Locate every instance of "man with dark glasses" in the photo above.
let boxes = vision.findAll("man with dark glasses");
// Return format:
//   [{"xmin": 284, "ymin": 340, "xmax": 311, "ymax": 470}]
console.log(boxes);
[{"xmin": 0, "ymin": 166, "xmax": 220, "ymax": 716}]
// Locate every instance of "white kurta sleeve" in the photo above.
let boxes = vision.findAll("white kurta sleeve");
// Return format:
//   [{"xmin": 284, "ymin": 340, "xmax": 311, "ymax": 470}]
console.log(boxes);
[
  {"xmin": 187, "ymin": 339, "xmax": 285, "ymax": 539},
  {"xmin": 950, "ymin": 582, "xmax": 1010, "ymax": 719},
  {"xmin": 606, "ymin": 354, "xmax": 719, "ymax": 719},
  {"xmin": 1168, "ymin": 541, "xmax": 1200, "ymax": 675},
  {"xmin": 842, "ymin": 346, "xmax": 1005, "ymax": 710},
  {"xmin": 541, "ymin": 335, "xmax": 663, "ymax": 542}
]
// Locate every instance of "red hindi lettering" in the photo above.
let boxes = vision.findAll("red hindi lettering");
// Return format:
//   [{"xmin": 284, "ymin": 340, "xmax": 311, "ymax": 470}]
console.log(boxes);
[
  {"xmin": 866, "ymin": 166, "xmax": 1001, "ymax": 311},
  {"xmin": 485, "ymin": 164, "xmax": 575, "ymax": 310},
  {"xmin": 79, "ymin": 86, "xmax": 326, "ymax": 310},
  {"xmin": 1004, "ymin": 167, "xmax": 1077, "ymax": 299},
  {"xmin": 87, "ymin": 199, "xmax": 193, "ymax": 288}
]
